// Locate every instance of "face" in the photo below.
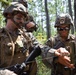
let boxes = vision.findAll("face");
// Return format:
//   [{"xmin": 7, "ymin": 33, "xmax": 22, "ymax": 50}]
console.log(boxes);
[
  {"xmin": 57, "ymin": 24, "xmax": 70, "ymax": 39},
  {"xmin": 13, "ymin": 13, "xmax": 26, "ymax": 28},
  {"xmin": 25, "ymin": 22, "xmax": 36, "ymax": 32}
]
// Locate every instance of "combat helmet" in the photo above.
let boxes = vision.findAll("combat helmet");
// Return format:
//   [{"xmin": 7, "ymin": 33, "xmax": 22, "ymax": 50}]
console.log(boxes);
[
  {"xmin": 3, "ymin": 2, "xmax": 27, "ymax": 18},
  {"xmin": 18, "ymin": 0, "xmax": 28, "ymax": 8},
  {"xmin": 55, "ymin": 13, "xmax": 73, "ymax": 27}
]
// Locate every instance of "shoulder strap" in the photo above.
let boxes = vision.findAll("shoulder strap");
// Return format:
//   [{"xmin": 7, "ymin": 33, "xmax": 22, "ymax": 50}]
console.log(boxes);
[
  {"xmin": 19, "ymin": 28, "xmax": 33, "ymax": 49},
  {"xmin": 50, "ymin": 37, "xmax": 55, "ymax": 47},
  {"xmin": 69, "ymin": 38, "xmax": 76, "ymax": 64},
  {"xmin": 4, "ymin": 28, "xmax": 15, "ymax": 66}
]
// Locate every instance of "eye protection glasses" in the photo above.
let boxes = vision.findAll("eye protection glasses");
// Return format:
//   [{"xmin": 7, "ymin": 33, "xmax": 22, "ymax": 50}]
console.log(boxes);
[{"xmin": 57, "ymin": 27, "xmax": 70, "ymax": 31}]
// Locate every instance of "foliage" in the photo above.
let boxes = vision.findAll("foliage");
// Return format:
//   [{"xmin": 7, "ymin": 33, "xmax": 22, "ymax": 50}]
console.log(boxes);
[
  {"xmin": 0, "ymin": 1, "xmax": 12, "ymax": 27},
  {"xmin": 75, "ymin": 31, "xmax": 76, "ymax": 35},
  {"xmin": 0, "ymin": 13, "xmax": 5, "ymax": 27},
  {"xmin": 0, "ymin": 0, "xmax": 12, "ymax": 7},
  {"xmin": 36, "ymin": 56, "xmax": 51, "ymax": 75},
  {"xmin": 27, "ymin": 0, "xmax": 73, "ymax": 37}
]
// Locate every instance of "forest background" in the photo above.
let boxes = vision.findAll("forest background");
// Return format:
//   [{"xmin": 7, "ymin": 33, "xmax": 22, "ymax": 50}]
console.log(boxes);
[{"xmin": 0, "ymin": 0, "xmax": 76, "ymax": 75}]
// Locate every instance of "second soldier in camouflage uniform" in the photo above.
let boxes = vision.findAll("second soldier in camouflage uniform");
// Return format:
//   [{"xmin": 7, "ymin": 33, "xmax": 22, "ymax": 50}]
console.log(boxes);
[{"xmin": 45, "ymin": 13, "xmax": 76, "ymax": 75}]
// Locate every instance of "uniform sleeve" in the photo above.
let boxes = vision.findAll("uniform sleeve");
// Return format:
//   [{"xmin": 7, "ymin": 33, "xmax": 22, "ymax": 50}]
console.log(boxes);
[
  {"xmin": 29, "ymin": 33, "xmax": 56, "ymax": 68},
  {"xmin": 28, "ymin": 32, "xmax": 40, "ymax": 46},
  {"xmin": 39, "ymin": 45, "xmax": 56, "ymax": 68},
  {"xmin": 45, "ymin": 37, "xmax": 55, "ymax": 47},
  {"xmin": 40, "ymin": 37, "xmax": 56, "ymax": 68}
]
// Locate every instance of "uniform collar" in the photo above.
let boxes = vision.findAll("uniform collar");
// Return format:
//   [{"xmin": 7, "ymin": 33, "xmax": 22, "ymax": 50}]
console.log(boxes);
[{"xmin": 56, "ymin": 34, "xmax": 75, "ymax": 41}]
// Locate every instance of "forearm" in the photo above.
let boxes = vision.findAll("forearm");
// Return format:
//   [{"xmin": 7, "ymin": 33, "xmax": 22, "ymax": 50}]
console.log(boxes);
[
  {"xmin": 40, "ymin": 45, "xmax": 56, "ymax": 67},
  {"xmin": 40, "ymin": 45, "xmax": 70, "ymax": 68}
]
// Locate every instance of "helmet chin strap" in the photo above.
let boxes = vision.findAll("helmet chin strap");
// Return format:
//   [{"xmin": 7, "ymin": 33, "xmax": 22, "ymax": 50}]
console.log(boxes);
[
  {"xmin": 7, "ymin": 13, "xmax": 25, "ymax": 30},
  {"xmin": 6, "ymin": 15, "xmax": 21, "ymax": 28},
  {"xmin": 11, "ymin": 17, "xmax": 25, "ymax": 29}
]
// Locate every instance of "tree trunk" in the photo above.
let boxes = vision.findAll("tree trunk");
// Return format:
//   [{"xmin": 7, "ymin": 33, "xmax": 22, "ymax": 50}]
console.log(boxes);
[
  {"xmin": 68, "ymin": 0, "xmax": 74, "ymax": 34},
  {"xmin": 74, "ymin": 0, "xmax": 76, "ymax": 32},
  {"xmin": 55, "ymin": 0, "xmax": 57, "ymax": 16},
  {"xmin": 12, "ymin": 0, "xmax": 18, "ymax": 1},
  {"xmin": 44, "ymin": 0, "xmax": 51, "ymax": 39},
  {"xmin": 68, "ymin": 0, "xmax": 73, "ymax": 19}
]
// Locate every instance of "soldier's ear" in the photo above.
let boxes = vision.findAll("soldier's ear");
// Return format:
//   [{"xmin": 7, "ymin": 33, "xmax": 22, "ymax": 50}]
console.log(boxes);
[{"xmin": 6, "ymin": 14, "xmax": 13, "ymax": 19}]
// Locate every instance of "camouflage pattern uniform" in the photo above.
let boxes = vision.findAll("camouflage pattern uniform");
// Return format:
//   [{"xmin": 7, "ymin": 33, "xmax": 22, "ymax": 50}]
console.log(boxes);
[
  {"xmin": 44, "ymin": 13, "xmax": 76, "ymax": 75},
  {"xmin": 0, "ymin": 27, "xmax": 39, "ymax": 75}
]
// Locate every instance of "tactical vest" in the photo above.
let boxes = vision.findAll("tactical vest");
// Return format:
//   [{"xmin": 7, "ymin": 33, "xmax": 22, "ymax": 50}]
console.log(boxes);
[{"xmin": 0, "ymin": 28, "xmax": 37, "ymax": 75}]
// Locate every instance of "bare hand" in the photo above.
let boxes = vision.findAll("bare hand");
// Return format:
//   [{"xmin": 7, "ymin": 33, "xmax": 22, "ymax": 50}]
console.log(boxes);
[
  {"xmin": 0, "ymin": 69, "xmax": 17, "ymax": 75},
  {"xmin": 58, "ymin": 56, "xmax": 74, "ymax": 68},
  {"xmin": 55, "ymin": 47, "xmax": 70, "ymax": 56}
]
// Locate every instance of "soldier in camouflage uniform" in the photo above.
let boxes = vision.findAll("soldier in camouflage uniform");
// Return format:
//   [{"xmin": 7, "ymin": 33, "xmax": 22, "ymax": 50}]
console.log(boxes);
[
  {"xmin": 45, "ymin": 13, "xmax": 76, "ymax": 75},
  {"xmin": 25, "ymin": 15, "xmax": 38, "ymax": 32},
  {"xmin": 0, "ymin": 2, "xmax": 37, "ymax": 75},
  {"xmin": 0, "ymin": 2, "xmax": 72, "ymax": 75}
]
